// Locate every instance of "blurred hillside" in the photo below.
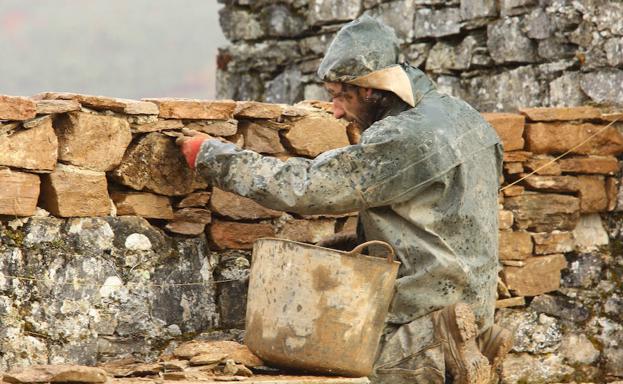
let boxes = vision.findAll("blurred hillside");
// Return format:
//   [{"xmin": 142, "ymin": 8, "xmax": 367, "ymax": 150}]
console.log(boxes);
[{"xmin": 0, "ymin": 0, "xmax": 227, "ymax": 99}]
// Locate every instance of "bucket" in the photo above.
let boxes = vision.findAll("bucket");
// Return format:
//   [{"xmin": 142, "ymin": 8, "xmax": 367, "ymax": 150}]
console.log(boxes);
[{"xmin": 245, "ymin": 238, "xmax": 400, "ymax": 377}]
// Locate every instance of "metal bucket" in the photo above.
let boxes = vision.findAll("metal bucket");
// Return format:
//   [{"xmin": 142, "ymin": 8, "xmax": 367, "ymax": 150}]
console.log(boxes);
[{"xmin": 245, "ymin": 238, "xmax": 400, "ymax": 377}]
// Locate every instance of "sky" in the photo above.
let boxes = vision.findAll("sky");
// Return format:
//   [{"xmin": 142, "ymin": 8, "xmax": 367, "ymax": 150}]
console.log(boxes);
[{"xmin": 0, "ymin": 0, "xmax": 228, "ymax": 99}]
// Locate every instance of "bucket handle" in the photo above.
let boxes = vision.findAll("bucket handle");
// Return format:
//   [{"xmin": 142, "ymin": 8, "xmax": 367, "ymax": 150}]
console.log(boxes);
[{"xmin": 346, "ymin": 240, "xmax": 395, "ymax": 263}]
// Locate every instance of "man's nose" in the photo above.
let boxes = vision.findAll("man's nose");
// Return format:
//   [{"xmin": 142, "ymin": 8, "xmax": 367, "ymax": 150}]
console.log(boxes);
[{"xmin": 332, "ymin": 100, "xmax": 345, "ymax": 119}]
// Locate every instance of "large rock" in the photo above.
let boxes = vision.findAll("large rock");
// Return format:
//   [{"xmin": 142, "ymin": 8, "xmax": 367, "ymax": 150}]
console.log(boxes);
[
  {"xmin": 580, "ymin": 70, "xmax": 623, "ymax": 106},
  {"xmin": 499, "ymin": 231, "xmax": 533, "ymax": 260},
  {"xmin": 501, "ymin": 254, "xmax": 567, "ymax": 296},
  {"xmin": 144, "ymin": 98, "xmax": 237, "ymax": 120},
  {"xmin": 558, "ymin": 155, "xmax": 619, "ymax": 175},
  {"xmin": 284, "ymin": 114, "xmax": 349, "ymax": 157},
  {"xmin": 0, "ymin": 116, "xmax": 57, "ymax": 171},
  {"xmin": 54, "ymin": 111, "xmax": 132, "ymax": 172},
  {"xmin": 307, "ymin": 0, "xmax": 361, "ymax": 25},
  {"xmin": 210, "ymin": 188, "xmax": 282, "ymax": 220},
  {"xmin": 239, "ymin": 121, "xmax": 285, "ymax": 154},
  {"xmin": 0, "ymin": 169, "xmax": 40, "ymax": 216},
  {"xmin": 112, "ymin": 133, "xmax": 205, "ymax": 196},
  {"xmin": 504, "ymin": 193, "xmax": 580, "ymax": 232},
  {"xmin": 481, "ymin": 113, "xmax": 525, "ymax": 151},
  {"xmin": 209, "ymin": 220, "xmax": 275, "ymax": 249},
  {"xmin": 40, "ymin": 164, "xmax": 110, "ymax": 217},
  {"xmin": 111, "ymin": 191, "xmax": 174, "ymax": 219},
  {"xmin": 35, "ymin": 92, "xmax": 158, "ymax": 115},
  {"xmin": 525, "ymin": 122, "xmax": 623, "ymax": 156},
  {"xmin": 487, "ymin": 17, "xmax": 537, "ymax": 63},
  {"xmin": 414, "ymin": 7, "xmax": 462, "ymax": 38},
  {"xmin": 0, "ymin": 95, "xmax": 36, "ymax": 121}
]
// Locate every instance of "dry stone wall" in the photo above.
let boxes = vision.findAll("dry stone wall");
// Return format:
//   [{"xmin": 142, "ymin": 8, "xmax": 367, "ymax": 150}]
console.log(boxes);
[
  {"xmin": 1, "ymin": 94, "xmax": 623, "ymax": 383},
  {"xmin": 216, "ymin": 0, "xmax": 623, "ymax": 112}
]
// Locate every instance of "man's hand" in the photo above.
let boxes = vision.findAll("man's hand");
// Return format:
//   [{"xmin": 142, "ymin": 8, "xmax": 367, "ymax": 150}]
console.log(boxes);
[{"xmin": 175, "ymin": 128, "xmax": 215, "ymax": 169}]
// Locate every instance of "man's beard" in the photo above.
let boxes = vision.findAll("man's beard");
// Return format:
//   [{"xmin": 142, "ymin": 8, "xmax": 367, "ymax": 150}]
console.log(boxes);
[{"xmin": 352, "ymin": 95, "xmax": 384, "ymax": 130}]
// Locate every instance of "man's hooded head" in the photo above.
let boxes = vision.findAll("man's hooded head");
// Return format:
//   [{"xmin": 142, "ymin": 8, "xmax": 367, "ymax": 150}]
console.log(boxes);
[{"xmin": 317, "ymin": 15, "xmax": 415, "ymax": 107}]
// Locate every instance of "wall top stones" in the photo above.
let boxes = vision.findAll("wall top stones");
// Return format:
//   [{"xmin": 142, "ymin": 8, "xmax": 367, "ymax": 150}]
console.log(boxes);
[{"xmin": 216, "ymin": 0, "xmax": 623, "ymax": 112}]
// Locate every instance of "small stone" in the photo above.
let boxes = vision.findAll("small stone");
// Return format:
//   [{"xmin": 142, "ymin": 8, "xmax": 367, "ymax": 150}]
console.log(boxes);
[
  {"xmin": 234, "ymin": 101, "xmax": 283, "ymax": 119},
  {"xmin": 111, "ymin": 191, "xmax": 174, "ymax": 219},
  {"xmin": 35, "ymin": 99, "xmax": 81, "ymax": 114},
  {"xmin": 239, "ymin": 121, "xmax": 285, "ymax": 154},
  {"xmin": 525, "ymin": 122, "xmax": 623, "ymax": 156},
  {"xmin": 209, "ymin": 220, "xmax": 275, "ymax": 250},
  {"xmin": 173, "ymin": 340, "xmax": 263, "ymax": 367},
  {"xmin": 40, "ymin": 164, "xmax": 110, "ymax": 217},
  {"xmin": 504, "ymin": 193, "xmax": 580, "ymax": 232},
  {"xmin": 185, "ymin": 120, "xmax": 238, "ymax": 136},
  {"xmin": 210, "ymin": 188, "xmax": 282, "ymax": 220},
  {"xmin": 178, "ymin": 192, "xmax": 211, "ymax": 208},
  {"xmin": 519, "ymin": 106, "xmax": 601, "ymax": 121},
  {"xmin": 173, "ymin": 208, "xmax": 212, "ymax": 224},
  {"xmin": 504, "ymin": 162, "xmax": 524, "ymax": 174},
  {"xmin": 165, "ymin": 221, "xmax": 206, "ymax": 236},
  {"xmin": 0, "ymin": 115, "xmax": 58, "ymax": 171},
  {"xmin": 532, "ymin": 231, "xmax": 574, "ymax": 255},
  {"xmin": 124, "ymin": 233, "xmax": 152, "ymax": 251},
  {"xmin": 36, "ymin": 92, "xmax": 158, "ymax": 115},
  {"xmin": 144, "ymin": 98, "xmax": 237, "ymax": 120},
  {"xmin": 501, "ymin": 254, "xmax": 567, "ymax": 296},
  {"xmin": 499, "ymin": 210, "xmax": 513, "ymax": 230},
  {"xmin": 284, "ymin": 113, "xmax": 349, "ymax": 157},
  {"xmin": 0, "ymin": 169, "xmax": 40, "ymax": 216},
  {"xmin": 559, "ymin": 333, "xmax": 600, "ymax": 365},
  {"xmin": 487, "ymin": 17, "xmax": 536, "ymax": 64},
  {"xmin": 502, "ymin": 185, "xmax": 524, "ymax": 197},
  {"xmin": 558, "ymin": 155, "xmax": 619, "ymax": 175},
  {"xmin": 414, "ymin": 7, "xmax": 462, "ymax": 38},
  {"xmin": 0, "ymin": 95, "xmax": 36, "ymax": 121},
  {"xmin": 572, "ymin": 213, "xmax": 609, "ymax": 252},
  {"xmin": 499, "ymin": 231, "xmax": 533, "ymax": 260}
]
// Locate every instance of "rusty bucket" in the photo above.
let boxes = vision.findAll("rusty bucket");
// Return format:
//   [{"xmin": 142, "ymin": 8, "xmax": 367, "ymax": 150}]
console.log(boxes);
[{"xmin": 245, "ymin": 238, "xmax": 400, "ymax": 377}]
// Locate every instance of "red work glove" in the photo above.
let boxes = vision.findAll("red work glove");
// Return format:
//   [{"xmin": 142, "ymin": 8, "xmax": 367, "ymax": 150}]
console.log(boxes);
[{"xmin": 179, "ymin": 135, "xmax": 207, "ymax": 169}]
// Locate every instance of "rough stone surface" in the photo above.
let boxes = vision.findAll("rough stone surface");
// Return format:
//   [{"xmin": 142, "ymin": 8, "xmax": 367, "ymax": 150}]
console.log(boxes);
[
  {"xmin": 0, "ymin": 169, "xmax": 40, "ymax": 216},
  {"xmin": 307, "ymin": 0, "xmax": 361, "ymax": 25},
  {"xmin": 284, "ymin": 113, "xmax": 349, "ymax": 157},
  {"xmin": 558, "ymin": 155, "xmax": 619, "ymax": 174},
  {"xmin": 209, "ymin": 220, "xmax": 275, "ymax": 250},
  {"xmin": 487, "ymin": 17, "xmax": 536, "ymax": 64},
  {"xmin": 0, "ymin": 116, "xmax": 57, "ymax": 171},
  {"xmin": 499, "ymin": 230, "xmax": 533, "ymax": 260},
  {"xmin": 364, "ymin": 0, "xmax": 416, "ymax": 43},
  {"xmin": 580, "ymin": 70, "xmax": 623, "ymax": 106},
  {"xmin": 499, "ymin": 353, "xmax": 573, "ymax": 384},
  {"xmin": 496, "ymin": 309, "xmax": 562, "ymax": 353},
  {"xmin": 39, "ymin": 164, "xmax": 110, "ymax": 217},
  {"xmin": 414, "ymin": 7, "xmax": 462, "ymax": 38},
  {"xmin": 210, "ymin": 188, "xmax": 282, "ymax": 220},
  {"xmin": 519, "ymin": 106, "xmax": 601, "ymax": 122},
  {"xmin": 37, "ymin": 92, "xmax": 159, "ymax": 115},
  {"xmin": 239, "ymin": 121, "xmax": 285, "ymax": 154},
  {"xmin": 481, "ymin": 113, "xmax": 525, "ymax": 151},
  {"xmin": 111, "ymin": 192, "xmax": 174, "ymax": 219},
  {"xmin": 54, "ymin": 112, "xmax": 132, "ymax": 172},
  {"xmin": 559, "ymin": 333, "xmax": 600, "ymax": 365},
  {"xmin": 572, "ymin": 213, "xmax": 609, "ymax": 252},
  {"xmin": 0, "ymin": 95, "xmax": 36, "ymax": 121},
  {"xmin": 526, "ymin": 122, "xmax": 623, "ymax": 156},
  {"xmin": 532, "ymin": 231, "xmax": 574, "ymax": 255},
  {"xmin": 504, "ymin": 193, "xmax": 580, "ymax": 232},
  {"xmin": 144, "ymin": 99, "xmax": 237, "ymax": 120},
  {"xmin": 275, "ymin": 217, "xmax": 336, "ymax": 243},
  {"xmin": 501, "ymin": 254, "xmax": 567, "ymax": 296}
]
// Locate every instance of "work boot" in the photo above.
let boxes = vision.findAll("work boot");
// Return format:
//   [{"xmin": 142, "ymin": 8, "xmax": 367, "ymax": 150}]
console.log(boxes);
[
  {"xmin": 433, "ymin": 303, "xmax": 491, "ymax": 384},
  {"xmin": 477, "ymin": 324, "xmax": 513, "ymax": 371}
]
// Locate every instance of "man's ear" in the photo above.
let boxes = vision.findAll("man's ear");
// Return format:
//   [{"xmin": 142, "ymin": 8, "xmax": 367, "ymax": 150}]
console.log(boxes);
[{"xmin": 364, "ymin": 88, "xmax": 374, "ymax": 98}]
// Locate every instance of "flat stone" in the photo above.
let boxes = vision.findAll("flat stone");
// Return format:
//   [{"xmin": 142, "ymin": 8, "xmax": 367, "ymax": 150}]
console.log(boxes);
[
  {"xmin": 185, "ymin": 120, "xmax": 238, "ymax": 136},
  {"xmin": 209, "ymin": 220, "xmax": 275, "ymax": 249},
  {"xmin": 111, "ymin": 191, "xmax": 174, "ymax": 219},
  {"xmin": 495, "ymin": 296, "xmax": 526, "ymax": 309},
  {"xmin": 173, "ymin": 340, "xmax": 263, "ymax": 367},
  {"xmin": 99, "ymin": 358, "xmax": 161, "ymax": 377},
  {"xmin": 532, "ymin": 231, "xmax": 574, "ymax": 255},
  {"xmin": 36, "ymin": 92, "xmax": 158, "ymax": 115},
  {"xmin": 112, "ymin": 132, "xmax": 205, "ymax": 196},
  {"xmin": 414, "ymin": 7, "xmax": 462, "ymax": 38},
  {"xmin": 573, "ymin": 213, "xmax": 609, "ymax": 252},
  {"xmin": 40, "ymin": 164, "xmax": 110, "ymax": 217},
  {"xmin": 525, "ymin": 122, "xmax": 623, "ymax": 156},
  {"xmin": 55, "ymin": 111, "xmax": 132, "ymax": 172},
  {"xmin": 210, "ymin": 188, "xmax": 282, "ymax": 220},
  {"xmin": 284, "ymin": 113, "xmax": 349, "ymax": 157},
  {"xmin": 558, "ymin": 155, "xmax": 619, "ymax": 174},
  {"xmin": 144, "ymin": 98, "xmax": 237, "ymax": 120},
  {"xmin": 519, "ymin": 106, "xmax": 601, "ymax": 121},
  {"xmin": 130, "ymin": 119, "xmax": 184, "ymax": 133},
  {"xmin": 275, "ymin": 217, "xmax": 336, "ymax": 243},
  {"xmin": 524, "ymin": 155, "xmax": 561, "ymax": 176},
  {"xmin": 577, "ymin": 175, "xmax": 607, "ymax": 213},
  {"xmin": 499, "ymin": 210, "xmax": 513, "ymax": 230},
  {"xmin": 239, "ymin": 121, "xmax": 285, "ymax": 154},
  {"xmin": 165, "ymin": 221, "xmax": 206, "ymax": 236},
  {"xmin": 580, "ymin": 70, "xmax": 623, "ymax": 106},
  {"xmin": 0, "ymin": 115, "xmax": 57, "ymax": 171},
  {"xmin": 499, "ymin": 230, "xmax": 533, "ymax": 260},
  {"xmin": 189, "ymin": 352, "xmax": 228, "ymax": 366},
  {"xmin": 307, "ymin": 0, "xmax": 361, "ymax": 25},
  {"xmin": 173, "ymin": 208, "xmax": 212, "ymax": 224},
  {"xmin": 234, "ymin": 101, "xmax": 283, "ymax": 119},
  {"xmin": 35, "ymin": 99, "xmax": 81, "ymax": 114},
  {"xmin": 487, "ymin": 17, "xmax": 536, "ymax": 64},
  {"xmin": 501, "ymin": 254, "xmax": 567, "ymax": 296},
  {"xmin": 503, "ymin": 151, "xmax": 532, "ymax": 162},
  {"xmin": 499, "ymin": 0, "xmax": 536, "ymax": 16},
  {"xmin": 520, "ymin": 174, "xmax": 579, "ymax": 193},
  {"xmin": 504, "ymin": 193, "xmax": 580, "ymax": 232},
  {"xmin": 178, "ymin": 191, "xmax": 211, "ymax": 208},
  {"xmin": 0, "ymin": 168, "xmax": 40, "ymax": 216},
  {"xmin": 3, "ymin": 365, "xmax": 107, "ymax": 384},
  {"xmin": 481, "ymin": 113, "xmax": 525, "ymax": 151},
  {"xmin": 0, "ymin": 95, "xmax": 36, "ymax": 121}
]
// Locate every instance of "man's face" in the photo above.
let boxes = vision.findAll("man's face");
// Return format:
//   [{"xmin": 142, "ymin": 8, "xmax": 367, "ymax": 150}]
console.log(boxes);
[{"xmin": 324, "ymin": 82, "xmax": 372, "ymax": 126}]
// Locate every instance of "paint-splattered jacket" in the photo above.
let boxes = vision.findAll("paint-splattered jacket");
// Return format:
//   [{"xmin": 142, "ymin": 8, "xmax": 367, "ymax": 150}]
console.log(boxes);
[{"xmin": 196, "ymin": 67, "xmax": 502, "ymax": 329}]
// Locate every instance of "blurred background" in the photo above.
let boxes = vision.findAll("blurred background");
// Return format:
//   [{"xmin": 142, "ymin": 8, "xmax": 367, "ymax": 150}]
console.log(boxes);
[{"xmin": 0, "ymin": 0, "xmax": 227, "ymax": 99}]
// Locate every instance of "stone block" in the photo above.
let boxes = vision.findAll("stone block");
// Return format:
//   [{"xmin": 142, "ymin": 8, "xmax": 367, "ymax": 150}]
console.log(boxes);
[
  {"xmin": 178, "ymin": 192, "xmax": 211, "ymax": 208},
  {"xmin": 520, "ymin": 174, "xmax": 579, "ymax": 193},
  {"xmin": 0, "ymin": 116, "xmax": 57, "ymax": 171},
  {"xmin": 172, "ymin": 208, "xmax": 212, "ymax": 224},
  {"xmin": 239, "ymin": 121, "xmax": 285, "ymax": 154},
  {"xmin": 525, "ymin": 122, "xmax": 623, "ymax": 156},
  {"xmin": 210, "ymin": 188, "xmax": 282, "ymax": 220},
  {"xmin": 501, "ymin": 254, "xmax": 567, "ymax": 296},
  {"xmin": 184, "ymin": 120, "xmax": 238, "ymax": 136},
  {"xmin": 234, "ymin": 101, "xmax": 283, "ymax": 119},
  {"xmin": 284, "ymin": 114, "xmax": 349, "ymax": 157},
  {"xmin": 499, "ymin": 0, "xmax": 537, "ymax": 16},
  {"xmin": 460, "ymin": 0, "xmax": 497, "ymax": 20},
  {"xmin": 519, "ymin": 106, "xmax": 601, "ymax": 121},
  {"xmin": 35, "ymin": 99, "xmax": 81, "ymax": 114},
  {"xmin": 275, "ymin": 218, "xmax": 336, "ymax": 243},
  {"xmin": 364, "ymin": 0, "xmax": 416, "ymax": 43},
  {"xmin": 487, "ymin": 17, "xmax": 536, "ymax": 64},
  {"xmin": 499, "ymin": 230, "xmax": 533, "ymax": 260},
  {"xmin": 54, "ymin": 111, "xmax": 132, "ymax": 172},
  {"xmin": 111, "ymin": 191, "xmax": 174, "ymax": 219},
  {"xmin": 414, "ymin": 7, "xmax": 462, "ymax": 38},
  {"xmin": 40, "ymin": 164, "xmax": 110, "ymax": 217},
  {"xmin": 577, "ymin": 175, "xmax": 607, "ymax": 213},
  {"xmin": 580, "ymin": 70, "xmax": 623, "ymax": 106},
  {"xmin": 504, "ymin": 193, "xmax": 580, "ymax": 232},
  {"xmin": 144, "ymin": 98, "xmax": 237, "ymax": 120},
  {"xmin": 524, "ymin": 155, "xmax": 561, "ymax": 176},
  {"xmin": 502, "ymin": 185, "xmax": 524, "ymax": 197},
  {"xmin": 426, "ymin": 36, "xmax": 478, "ymax": 73},
  {"xmin": 0, "ymin": 95, "xmax": 36, "ymax": 121},
  {"xmin": 573, "ymin": 213, "xmax": 609, "ymax": 251},
  {"xmin": 112, "ymin": 133, "xmax": 205, "ymax": 196},
  {"xmin": 504, "ymin": 151, "xmax": 532, "ymax": 163},
  {"xmin": 504, "ymin": 162, "xmax": 523, "ymax": 174},
  {"xmin": 307, "ymin": 0, "xmax": 361, "ymax": 25},
  {"xmin": 131, "ymin": 119, "xmax": 184, "ymax": 133},
  {"xmin": 499, "ymin": 210, "xmax": 513, "ymax": 230},
  {"xmin": 532, "ymin": 231, "xmax": 574, "ymax": 255},
  {"xmin": 558, "ymin": 155, "xmax": 619, "ymax": 175},
  {"xmin": 36, "ymin": 92, "xmax": 158, "ymax": 115},
  {"xmin": 549, "ymin": 72, "xmax": 588, "ymax": 107},
  {"xmin": 481, "ymin": 113, "xmax": 525, "ymax": 151},
  {"xmin": 0, "ymin": 169, "xmax": 40, "ymax": 216},
  {"xmin": 209, "ymin": 220, "xmax": 275, "ymax": 249}
]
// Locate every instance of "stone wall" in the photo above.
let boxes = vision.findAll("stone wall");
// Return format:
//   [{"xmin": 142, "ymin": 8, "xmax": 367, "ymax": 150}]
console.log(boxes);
[
  {"xmin": 216, "ymin": 0, "xmax": 623, "ymax": 112},
  {"xmin": 1, "ymin": 94, "xmax": 623, "ymax": 383}
]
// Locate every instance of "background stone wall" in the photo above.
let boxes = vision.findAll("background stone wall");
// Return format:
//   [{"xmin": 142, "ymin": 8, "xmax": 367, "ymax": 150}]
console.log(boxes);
[
  {"xmin": 216, "ymin": 0, "xmax": 623, "ymax": 112},
  {"xmin": 1, "ymin": 94, "xmax": 623, "ymax": 383}
]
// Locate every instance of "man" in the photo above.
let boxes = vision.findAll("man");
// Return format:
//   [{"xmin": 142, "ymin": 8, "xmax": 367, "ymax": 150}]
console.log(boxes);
[{"xmin": 178, "ymin": 16, "xmax": 510, "ymax": 384}]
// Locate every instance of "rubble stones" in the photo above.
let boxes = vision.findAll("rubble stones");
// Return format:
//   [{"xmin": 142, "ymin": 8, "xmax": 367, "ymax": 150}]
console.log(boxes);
[
  {"xmin": 0, "ymin": 116, "xmax": 57, "ymax": 171},
  {"xmin": 0, "ymin": 95, "xmax": 36, "ymax": 121},
  {"xmin": 0, "ymin": 169, "xmax": 40, "ymax": 216}
]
